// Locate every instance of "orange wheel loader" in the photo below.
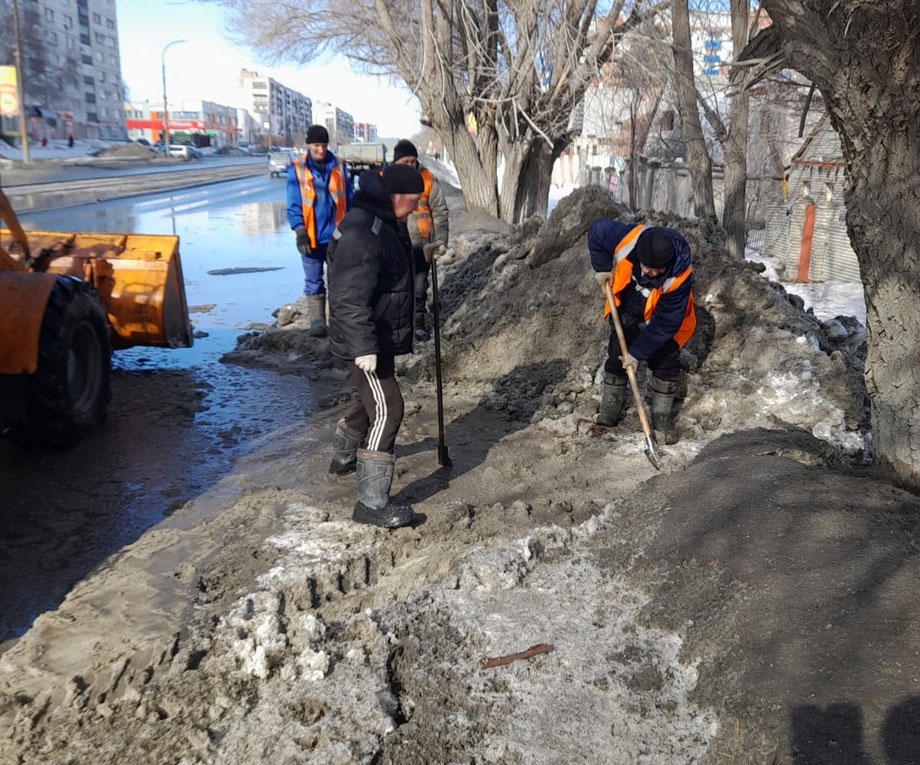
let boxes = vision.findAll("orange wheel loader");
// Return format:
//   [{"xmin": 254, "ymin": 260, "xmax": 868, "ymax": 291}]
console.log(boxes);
[{"xmin": 0, "ymin": 184, "xmax": 193, "ymax": 447}]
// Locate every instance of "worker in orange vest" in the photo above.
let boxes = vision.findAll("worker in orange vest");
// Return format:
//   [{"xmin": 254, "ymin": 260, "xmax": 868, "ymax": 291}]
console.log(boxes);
[
  {"xmin": 287, "ymin": 124, "xmax": 353, "ymax": 336},
  {"xmin": 590, "ymin": 221, "xmax": 696, "ymax": 443},
  {"xmin": 392, "ymin": 139, "xmax": 450, "ymax": 341}
]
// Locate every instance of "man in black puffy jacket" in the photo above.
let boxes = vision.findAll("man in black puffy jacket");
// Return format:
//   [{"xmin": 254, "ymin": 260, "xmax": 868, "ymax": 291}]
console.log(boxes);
[{"xmin": 326, "ymin": 164, "xmax": 441, "ymax": 528}]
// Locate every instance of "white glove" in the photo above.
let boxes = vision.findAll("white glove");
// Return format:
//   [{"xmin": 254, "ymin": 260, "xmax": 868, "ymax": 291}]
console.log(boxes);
[
  {"xmin": 620, "ymin": 352, "xmax": 639, "ymax": 373},
  {"xmin": 355, "ymin": 354, "xmax": 377, "ymax": 373},
  {"xmin": 422, "ymin": 240, "xmax": 445, "ymax": 263},
  {"xmin": 594, "ymin": 270, "xmax": 612, "ymax": 289}
]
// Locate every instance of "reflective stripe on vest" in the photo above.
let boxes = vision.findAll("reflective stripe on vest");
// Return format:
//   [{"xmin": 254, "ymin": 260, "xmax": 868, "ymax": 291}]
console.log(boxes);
[
  {"xmin": 294, "ymin": 157, "xmax": 348, "ymax": 249},
  {"xmin": 602, "ymin": 224, "xmax": 696, "ymax": 348},
  {"xmin": 413, "ymin": 169, "xmax": 435, "ymax": 241}
]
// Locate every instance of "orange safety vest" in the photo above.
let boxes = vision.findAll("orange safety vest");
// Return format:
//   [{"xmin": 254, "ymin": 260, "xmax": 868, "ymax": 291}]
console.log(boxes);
[
  {"xmin": 293, "ymin": 156, "xmax": 348, "ymax": 248},
  {"xmin": 603, "ymin": 224, "xmax": 696, "ymax": 348},
  {"xmin": 412, "ymin": 169, "xmax": 435, "ymax": 241}
]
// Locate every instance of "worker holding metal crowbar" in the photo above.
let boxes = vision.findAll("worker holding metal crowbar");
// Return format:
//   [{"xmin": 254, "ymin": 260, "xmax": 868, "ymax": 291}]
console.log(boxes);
[{"xmin": 588, "ymin": 219, "xmax": 697, "ymax": 465}]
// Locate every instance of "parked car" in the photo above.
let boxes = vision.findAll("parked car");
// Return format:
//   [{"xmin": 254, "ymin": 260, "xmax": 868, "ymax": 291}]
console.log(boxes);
[
  {"xmin": 168, "ymin": 144, "xmax": 202, "ymax": 160},
  {"xmin": 135, "ymin": 138, "xmax": 151, "ymax": 146},
  {"xmin": 268, "ymin": 151, "xmax": 294, "ymax": 178}
]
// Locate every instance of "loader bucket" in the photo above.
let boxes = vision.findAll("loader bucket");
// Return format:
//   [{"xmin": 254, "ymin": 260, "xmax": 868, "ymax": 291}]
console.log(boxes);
[{"xmin": 0, "ymin": 228, "xmax": 193, "ymax": 351}]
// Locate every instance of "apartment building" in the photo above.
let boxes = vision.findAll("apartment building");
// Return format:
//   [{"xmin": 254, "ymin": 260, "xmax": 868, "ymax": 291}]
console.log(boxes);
[
  {"xmin": 236, "ymin": 69, "xmax": 311, "ymax": 147},
  {"xmin": 126, "ymin": 98, "xmax": 239, "ymax": 147},
  {"xmin": 354, "ymin": 122, "xmax": 377, "ymax": 143},
  {"xmin": 316, "ymin": 101, "xmax": 354, "ymax": 149},
  {"xmin": 0, "ymin": 0, "xmax": 127, "ymax": 140}
]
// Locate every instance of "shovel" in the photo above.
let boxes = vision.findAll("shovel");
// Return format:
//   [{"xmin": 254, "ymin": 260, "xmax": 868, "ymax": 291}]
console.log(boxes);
[
  {"xmin": 603, "ymin": 282, "xmax": 663, "ymax": 471},
  {"xmin": 430, "ymin": 255, "xmax": 452, "ymax": 468}
]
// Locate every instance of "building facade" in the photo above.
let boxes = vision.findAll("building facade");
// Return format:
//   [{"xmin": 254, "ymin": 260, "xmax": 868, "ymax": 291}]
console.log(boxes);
[
  {"xmin": 0, "ymin": 0, "xmax": 127, "ymax": 141},
  {"xmin": 354, "ymin": 122, "xmax": 377, "ymax": 143},
  {"xmin": 126, "ymin": 99, "xmax": 240, "ymax": 147},
  {"xmin": 236, "ymin": 69, "xmax": 311, "ymax": 147},
  {"xmin": 316, "ymin": 101, "xmax": 354, "ymax": 149}
]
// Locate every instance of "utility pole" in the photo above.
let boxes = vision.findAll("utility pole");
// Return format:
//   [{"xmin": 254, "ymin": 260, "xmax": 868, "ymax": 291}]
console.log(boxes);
[
  {"xmin": 160, "ymin": 39, "xmax": 185, "ymax": 156},
  {"xmin": 10, "ymin": 0, "xmax": 30, "ymax": 164}
]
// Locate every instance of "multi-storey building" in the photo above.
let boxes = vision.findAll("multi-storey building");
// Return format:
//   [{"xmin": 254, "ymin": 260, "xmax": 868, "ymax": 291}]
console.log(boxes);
[
  {"xmin": 235, "ymin": 69, "xmax": 311, "ymax": 147},
  {"xmin": 316, "ymin": 101, "xmax": 354, "ymax": 149},
  {"xmin": 0, "ymin": 0, "xmax": 127, "ymax": 141},
  {"xmin": 125, "ymin": 99, "xmax": 239, "ymax": 147},
  {"xmin": 354, "ymin": 122, "xmax": 377, "ymax": 143}
]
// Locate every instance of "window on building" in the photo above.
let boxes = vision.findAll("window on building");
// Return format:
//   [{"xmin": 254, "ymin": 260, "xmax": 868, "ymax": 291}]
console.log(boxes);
[
  {"xmin": 94, "ymin": 31, "xmax": 105, "ymax": 43},
  {"xmin": 44, "ymin": 6, "xmax": 54, "ymax": 20},
  {"xmin": 92, "ymin": 11, "xmax": 101, "ymax": 23},
  {"xmin": 83, "ymin": 74, "xmax": 94, "ymax": 85},
  {"xmin": 45, "ymin": 30, "xmax": 58, "ymax": 43},
  {"xmin": 85, "ymin": 93, "xmax": 96, "ymax": 104},
  {"xmin": 81, "ymin": 54, "xmax": 92, "ymax": 64},
  {"xmin": 110, "ymin": 54, "xmax": 116, "ymax": 65},
  {"xmin": 62, "ymin": 13, "xmax": 72, "ymax": 27},
  {"xmin": 106, "ymin": 18, "xmax": 114, "ymax": 29},
  {"xmin": 66, "ymin": 36, "xmax": 74, "ymax": 48},
  {"xmin": 96, "ymin": 50, "xmax": 104, "ymax": 62}
]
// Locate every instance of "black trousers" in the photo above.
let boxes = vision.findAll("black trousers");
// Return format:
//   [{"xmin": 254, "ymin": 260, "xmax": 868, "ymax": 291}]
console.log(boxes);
[
  {"xmin": 605, "ymin": 322, "xmax": 682, "ymax": 382},
  {"xmin": 343, "ymin": 355, "xmax": 404, "ymax": 454}
]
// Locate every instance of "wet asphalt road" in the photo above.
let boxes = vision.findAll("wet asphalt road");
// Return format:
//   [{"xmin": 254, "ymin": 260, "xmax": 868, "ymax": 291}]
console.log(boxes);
[
  {"xmin": 0, "ymin": 155, "xmax": 265, "ymax": 187},
  {"xmin": 0, "ymin": 173, "xmax": 315, "ymax": 649}
]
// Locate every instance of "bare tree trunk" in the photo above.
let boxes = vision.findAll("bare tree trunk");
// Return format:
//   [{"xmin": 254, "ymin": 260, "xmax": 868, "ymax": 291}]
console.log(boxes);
[
  {"xmin": 497, "ymin": 137, "xmax": 557, "ymax": 222},
  {"xmin": 444, "ymin": 118, "xmax": 500, "ymax": 218},
  {"xmin": 671, "ymin": 0, "xmax": 716, "ymax": 219},
  {"xmin": 743, "ymin": 0, "xmax": 920, "ymax": 487},
  {"xmin": 721, "ymin": 0, "xmax": 751, "ymax": 258},
  {"xmin": 628, "ymin": 97, "xmax": 638, "ymax": 210},
  {"xmin": 838, "ymin": 116, "xmax": 920, "ymax": 487}
]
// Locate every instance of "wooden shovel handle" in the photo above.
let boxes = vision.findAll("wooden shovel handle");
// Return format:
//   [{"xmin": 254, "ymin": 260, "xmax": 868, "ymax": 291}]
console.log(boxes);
[{"xmin": 603, "ymin": 281, "xmax": 654, "ymax": 440}]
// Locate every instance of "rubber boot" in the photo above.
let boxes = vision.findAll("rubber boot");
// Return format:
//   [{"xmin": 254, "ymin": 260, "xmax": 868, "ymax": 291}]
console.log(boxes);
[
  {"xmin": 414, "ymin": 272, "xmax": 429, "ymax": 341},
  {"xmin": 306, "ymin": 294, "xmax": 327, "ymax": 337},
  {"xmin": 328, "ymin": 420, "xmax": 361, "ymax": 476},
  {"xmin": 649, "ymin": 376, "xmax": 680, "ymax": 445},
  {"xmin": 352, "ymin": 449, "xmax": 417, "ymax": 528},
  {"xmin": 597, "ymin": 373, "xmax": 628, "ymax": 427}
]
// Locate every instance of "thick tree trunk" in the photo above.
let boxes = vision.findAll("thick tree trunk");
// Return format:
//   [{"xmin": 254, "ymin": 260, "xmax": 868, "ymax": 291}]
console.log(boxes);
[
  {"xmin": 835, "ymin": 115, "xmax": 920, "ymax": 487},
  {"xmin": 443, "ymin": 120, "xmax": 500, "ymax": 218},
  {"xmin": 498, "ymin": 138, "xmax": 557, "ymax": 223},
  {"xmin": 671, "ymin": 0, "xmax": 716, "ymax": 220},
  {"xmin": 721, "ymin": 0, "xmax": 750, "ymax": 259}
]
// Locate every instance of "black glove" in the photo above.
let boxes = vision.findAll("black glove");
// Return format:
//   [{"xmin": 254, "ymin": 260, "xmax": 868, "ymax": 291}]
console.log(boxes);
[{"xmin": 295, "ymin": 227, "xmax": 311, "ymax": 256}]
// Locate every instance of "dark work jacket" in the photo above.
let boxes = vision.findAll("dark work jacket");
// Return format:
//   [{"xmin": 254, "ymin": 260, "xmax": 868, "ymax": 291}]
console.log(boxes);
[
  {"xmin": 327, "ymin": 172, "xmax": 414, "ymax": 359},
  {"xmin": 588, "ymin": 220, "xmax": 693, "ymax": 360}
]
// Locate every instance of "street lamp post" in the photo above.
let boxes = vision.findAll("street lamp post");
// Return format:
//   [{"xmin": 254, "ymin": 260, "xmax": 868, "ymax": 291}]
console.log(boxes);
[
  {"xmin": 10, "ymin": 0, "xmax": 30, "ymax": 163},
  {"xmin": 160, "ymin": 39, "xmax": 186, "ymax": 156}
]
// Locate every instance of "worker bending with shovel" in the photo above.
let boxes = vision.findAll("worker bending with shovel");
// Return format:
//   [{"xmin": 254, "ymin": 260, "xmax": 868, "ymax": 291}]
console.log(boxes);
[
  {"xmin": 589, "ymin": 220, "xmax": 696, "ymax": 445},
  {"xmin": 326, "ymin": 164, "xmax": 444, "ymax": 529}
]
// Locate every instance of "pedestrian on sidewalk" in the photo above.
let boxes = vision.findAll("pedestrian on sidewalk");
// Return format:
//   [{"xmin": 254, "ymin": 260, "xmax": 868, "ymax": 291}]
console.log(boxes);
[
  {"xmin": 326, "ymin": 164, "xmax": 443, "ymax": 528},
  {"xmin": 392, "ymin": 139, "xmax": 449, "ymax": 341},
  {"xmin": 67, "ymin": 133, "xmax": 74, "ymax": 148},
  {"xmin": 287, "ymin": 124, "xmax": 353, "ymax": 337},
  {"xmin": 589, "ymin": 221, "xmax": 696, "ymax": 444}
]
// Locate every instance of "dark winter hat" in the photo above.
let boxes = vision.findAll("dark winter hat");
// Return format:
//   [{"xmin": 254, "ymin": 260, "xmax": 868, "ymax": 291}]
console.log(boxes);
[
  {"xmin": 635, "ymin": 228, "xmax": 676, "ymax": 269},
  {"xmin": 306, "ymin": 124, "xmax": 329, "ymax": 144},
  {"xmin": 382, "ymin": 163, "xmax": 424, "ymax": 194},
  {"xmin": 393, "ymin": 139, "xmax": 419, "ymax": 162}
]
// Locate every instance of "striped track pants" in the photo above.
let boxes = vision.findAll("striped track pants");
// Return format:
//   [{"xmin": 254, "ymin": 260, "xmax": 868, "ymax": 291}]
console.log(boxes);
[{"xmin": 343, "ymin": 355, "xmax": 404, "ymax": 454}]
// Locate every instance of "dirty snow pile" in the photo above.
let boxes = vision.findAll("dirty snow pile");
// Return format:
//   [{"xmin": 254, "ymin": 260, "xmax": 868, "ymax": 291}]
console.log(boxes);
[{"xmin": 231, "ymin": 187, "xmax": 867, "ymax": 460}]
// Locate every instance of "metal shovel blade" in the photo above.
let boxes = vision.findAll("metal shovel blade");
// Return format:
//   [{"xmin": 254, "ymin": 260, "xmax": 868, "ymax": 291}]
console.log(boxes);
[{"xmin": 644, "ymin": 432, "xmax": 663, "ymax": 471}]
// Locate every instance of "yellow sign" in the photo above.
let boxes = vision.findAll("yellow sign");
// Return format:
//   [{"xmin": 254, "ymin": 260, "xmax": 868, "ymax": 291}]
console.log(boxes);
[{"xmin": 0, "ymin": 66, "xmax": 19, "ymax": 117}]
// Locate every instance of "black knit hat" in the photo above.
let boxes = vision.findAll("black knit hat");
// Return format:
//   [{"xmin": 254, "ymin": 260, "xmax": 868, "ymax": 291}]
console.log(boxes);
[
  {"xmin": 306, "ymin": 124, "xmax": 329, "ymax": 144},
  {"xmin": 635, "ymin": 228, "xmax": 676, "ymax": 269},
  {"xmin": 393, "ymin": 139, "xmax": 418, "ymax": 162},
  {"xmin": 382, "ymin": 163, "xmax": 424, "ymax": 194}
]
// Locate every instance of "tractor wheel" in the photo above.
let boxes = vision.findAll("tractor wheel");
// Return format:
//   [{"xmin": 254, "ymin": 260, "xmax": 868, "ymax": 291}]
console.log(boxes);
[{"xmin": 10, "ymin": 276, "xmax": 111, "ymax": 448}]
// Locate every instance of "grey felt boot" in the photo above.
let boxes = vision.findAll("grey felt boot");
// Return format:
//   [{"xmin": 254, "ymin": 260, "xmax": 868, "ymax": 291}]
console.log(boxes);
[
  {"xmin": 306, "ymin": 294, "xmax": 327, "ymax": 337},
  {"xmin": 352, "ymin": 449, "xmax": 417, "ymax": 528},
  {"xmin": 597, "ymin": 373, "xmax": 628, "ymax": 427},
  {"xmin": 329, "ymin": 420, "xmax": 361, "ymax": 475},
  {"xmin": 649, "ymin": 376, "xmax": 680, "ymax": 445}
]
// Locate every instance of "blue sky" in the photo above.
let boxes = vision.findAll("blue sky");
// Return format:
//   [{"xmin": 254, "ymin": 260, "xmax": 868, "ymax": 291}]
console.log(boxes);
[{"xmin": 115, "ymin": 0, "xmax": 421, "ymax": 137}]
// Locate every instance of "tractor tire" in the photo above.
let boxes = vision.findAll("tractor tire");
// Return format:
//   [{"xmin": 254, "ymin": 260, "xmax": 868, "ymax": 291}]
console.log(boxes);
[{"xmin": 10, "ymin": 276, "xmax": 111, "ymax": 448}]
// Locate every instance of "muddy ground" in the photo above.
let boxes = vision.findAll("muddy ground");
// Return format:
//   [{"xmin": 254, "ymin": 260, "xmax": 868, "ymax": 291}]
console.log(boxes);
[{"xmin": 1, "ymin": 178, "xmax": 919, "ymax": 764}]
